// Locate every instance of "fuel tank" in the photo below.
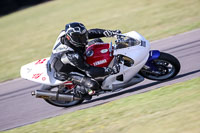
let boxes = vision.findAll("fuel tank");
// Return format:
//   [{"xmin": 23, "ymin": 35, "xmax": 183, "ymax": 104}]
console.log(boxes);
[{"xmin": 85, "ymin": 43, "xmax": 114, "ymax": 67}]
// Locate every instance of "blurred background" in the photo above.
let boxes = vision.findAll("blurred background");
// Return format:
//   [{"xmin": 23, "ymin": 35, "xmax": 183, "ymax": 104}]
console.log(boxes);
[
  {"xmin": 0, "ymin": 0, "xmax": 49, "ymax": 16},
  {"xmin": 0, "ymin": 1, "xmax": 200, "ymax": 132},
  {"xmin": 0, "ymin": 0, "xmax": 199, "ymax": 82}
]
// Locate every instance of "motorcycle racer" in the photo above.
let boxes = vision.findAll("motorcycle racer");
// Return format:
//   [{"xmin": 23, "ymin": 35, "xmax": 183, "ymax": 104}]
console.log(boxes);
[{"xmin": 49, "ymin": 22, "xmax": 121, "ymax": 98}]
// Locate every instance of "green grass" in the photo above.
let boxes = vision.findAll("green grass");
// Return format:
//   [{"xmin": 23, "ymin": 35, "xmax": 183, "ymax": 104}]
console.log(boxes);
[
  {"xmin": 3, "ymin": 77, "xmax": 200, "ymax": 133},
  {"xmin": 0, "ymin": 0, "xmax": 200, "ymax": 82}
]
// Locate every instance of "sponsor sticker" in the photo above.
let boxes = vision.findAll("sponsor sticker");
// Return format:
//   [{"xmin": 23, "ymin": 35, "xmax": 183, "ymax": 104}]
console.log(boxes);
[
  {"xmin": 86, "ymin": 50, "xmax": 94, "ymax": 57},
  {"xmin": 100, "ymin": 49, "xmax": 108, "ymax": 54},
  {"xmin": 93, "ymin": 59, "xmax": 107, "ymax": 66},
  {"xmin": 26, "ymin": 68, "xmax": 32, "ymax": 73}
]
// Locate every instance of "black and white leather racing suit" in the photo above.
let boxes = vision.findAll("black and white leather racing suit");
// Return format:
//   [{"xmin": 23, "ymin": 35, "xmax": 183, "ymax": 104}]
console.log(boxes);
[{"xmin": 49, "ymin": 29, "xmax": 114, "ymax": 95}]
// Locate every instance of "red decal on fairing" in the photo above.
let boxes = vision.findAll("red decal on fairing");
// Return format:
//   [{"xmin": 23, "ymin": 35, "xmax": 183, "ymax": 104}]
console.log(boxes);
[
  {"xmin": 32, "ymin": 73, "xmax": 42, "ymax": 79},
  {"xmin": 42, "ymin": 77, "xmax": 46, "ymax": 81},
  {"xmin": 35, "ymin": 59, "xmax": 46, "ymax": 65}
]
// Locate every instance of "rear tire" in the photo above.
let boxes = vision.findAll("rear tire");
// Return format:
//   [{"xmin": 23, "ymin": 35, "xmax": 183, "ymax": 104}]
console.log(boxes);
[
  {"xmin": 41, "ymin": 85, "xmax": 84, "ymax": 108},
  {"xmin": 140, "ymin": 52, "xmax": 180, "ymax": 81}
]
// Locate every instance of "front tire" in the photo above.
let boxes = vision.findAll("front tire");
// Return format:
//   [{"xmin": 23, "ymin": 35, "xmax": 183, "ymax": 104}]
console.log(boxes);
[
  {"xmin": 41, "ymin": 85, "xmax": 84, "ymax": 107},
  {"xmin": 140, "ymin": 52, "xmax": 180, "ymax": 81}
]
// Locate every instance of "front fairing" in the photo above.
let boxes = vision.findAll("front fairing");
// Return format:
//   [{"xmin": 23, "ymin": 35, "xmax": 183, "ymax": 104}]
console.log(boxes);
[
  {"xmin": 113, "ymin": 31, "xmax": 150, "ymax": 66},
  {"xmin": 101, "ymin": 31, "xmax": 151, "ymax": 90}
]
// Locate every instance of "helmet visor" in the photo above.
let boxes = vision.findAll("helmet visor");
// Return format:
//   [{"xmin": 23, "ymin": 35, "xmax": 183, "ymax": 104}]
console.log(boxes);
[{"xmin": 70, "ymin": 31, "xmax": 88, "ymax": 45}]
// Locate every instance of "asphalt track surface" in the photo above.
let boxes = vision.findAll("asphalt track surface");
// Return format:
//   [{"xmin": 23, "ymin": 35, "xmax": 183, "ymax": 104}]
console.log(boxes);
[{"xmin": 0, "ymin": 29, "xmax": 200, "ymax": 131}]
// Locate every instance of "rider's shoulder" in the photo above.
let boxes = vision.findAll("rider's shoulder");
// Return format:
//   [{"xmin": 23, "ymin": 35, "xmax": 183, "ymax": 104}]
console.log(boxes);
[
  {"xmin": 58, "ymin": 30, "xmax": 66, "ymax": 38},
  {"xmin": 52, "ymin": 43, "xmax": 74, "ymax": 54}
]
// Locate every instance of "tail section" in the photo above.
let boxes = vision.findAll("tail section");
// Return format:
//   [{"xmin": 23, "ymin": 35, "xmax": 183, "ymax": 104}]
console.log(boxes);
[{"xmin": 20, "ymin": 57, "xmax": 63, "ymax": 86}]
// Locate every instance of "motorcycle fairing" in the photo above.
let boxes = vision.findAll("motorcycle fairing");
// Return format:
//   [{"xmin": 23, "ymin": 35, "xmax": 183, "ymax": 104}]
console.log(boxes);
[
  {"xmin": 101, "ymin": 31, "xmax": 150, "ymax": 90},
  {"xmin": 20, "ymin": 57, "xmax": 64, "ymax": 86}
]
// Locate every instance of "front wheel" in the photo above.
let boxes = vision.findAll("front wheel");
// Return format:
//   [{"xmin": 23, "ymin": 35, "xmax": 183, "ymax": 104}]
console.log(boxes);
[
  {"xmin": 140, "ymin": 52, "xmax": 181, "ymax": 81},
  {"xmin": 41, "ymin": 85, "xmax": 84, "ymax": 107}
]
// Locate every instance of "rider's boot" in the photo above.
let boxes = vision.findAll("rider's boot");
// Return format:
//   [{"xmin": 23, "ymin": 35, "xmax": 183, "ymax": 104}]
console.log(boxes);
[
  {"xmin": 74, "ymin": 85, "xmax": 93, "ymax": 100},
  {"xmin": 68, "ymin": 74, "xmax": 99, "ymax": 99}
]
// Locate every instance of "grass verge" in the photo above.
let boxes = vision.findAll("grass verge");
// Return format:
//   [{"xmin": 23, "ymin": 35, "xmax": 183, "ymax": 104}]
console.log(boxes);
[
  {"xmin": 0, "ymin": 0, "xmax": 200, "ymax": 82},
  {"xmin": 3, "ymin": 77, "xmax": 200, "ymax": 133}
]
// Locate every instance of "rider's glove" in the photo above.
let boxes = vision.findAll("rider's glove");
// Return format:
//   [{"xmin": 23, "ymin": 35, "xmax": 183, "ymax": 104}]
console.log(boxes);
[
  {"xmin": 105, "ymin": 64, "xmax": 120, "ymax": 75},
  {"xmin": 103, "ymin": 30, "xmax": 121, "ymax": 37}
]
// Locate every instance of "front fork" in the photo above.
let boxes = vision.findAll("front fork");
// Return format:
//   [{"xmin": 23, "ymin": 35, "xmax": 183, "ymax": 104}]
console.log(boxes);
[
  {"xmin": 148, "ymin": 50, "xmax": 160, "ymax": 62},
  {"xmin": 142, "ymin": 50, "xmax": 161, "ymax": 73}
]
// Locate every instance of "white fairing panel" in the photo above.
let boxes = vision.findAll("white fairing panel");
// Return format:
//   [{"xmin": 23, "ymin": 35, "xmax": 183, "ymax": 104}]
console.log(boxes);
[
  {"xmin": 20, "ymin": 57, "xmax": 64, "ymax": 86},
  {"xmin": 101, "ymin": 31, "xmax": 150, "ymax": 90}
]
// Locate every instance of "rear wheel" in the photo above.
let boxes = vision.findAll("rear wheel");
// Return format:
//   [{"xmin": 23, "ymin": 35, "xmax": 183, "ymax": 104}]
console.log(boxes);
[
  {"xmin": 140, "ymin": 52, "xmax": 180, "ymax": 81},
  {"xmin": 41, "ymin": 85, "xmax": 84, "ymax": 107}
]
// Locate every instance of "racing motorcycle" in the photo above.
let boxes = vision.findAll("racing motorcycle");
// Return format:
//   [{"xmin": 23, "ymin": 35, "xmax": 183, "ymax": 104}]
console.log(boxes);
[{"xmin": 20, "ymin": 31, "xmax": 181, "ymax": 107}]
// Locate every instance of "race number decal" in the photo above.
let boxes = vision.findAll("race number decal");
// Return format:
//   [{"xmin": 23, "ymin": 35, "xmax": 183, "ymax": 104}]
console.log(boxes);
[
  {"xmin": 32, "ymin": 73, "xmax": 42, "ymax": 79},
  {"xmin": 35, "ymin": 59, "xmax": 46, "ymax": 65}
]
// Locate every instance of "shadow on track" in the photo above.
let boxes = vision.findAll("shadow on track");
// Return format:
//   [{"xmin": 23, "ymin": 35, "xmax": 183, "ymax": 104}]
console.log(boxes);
[{"xmin": 81, "ymin": 69, "xmax": 200, "ymax": 105}]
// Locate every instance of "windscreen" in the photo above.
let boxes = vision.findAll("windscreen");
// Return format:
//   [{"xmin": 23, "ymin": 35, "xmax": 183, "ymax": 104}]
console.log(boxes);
[{"xmin": 115, "ymin": 35, "xmax": 141, "ymax": 49}]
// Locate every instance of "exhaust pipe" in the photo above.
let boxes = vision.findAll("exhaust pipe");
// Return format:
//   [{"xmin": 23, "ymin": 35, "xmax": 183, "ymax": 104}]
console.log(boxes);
[{"xmin": 31, "ymin": 90, "xmax": 81, "ymax": 102}]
